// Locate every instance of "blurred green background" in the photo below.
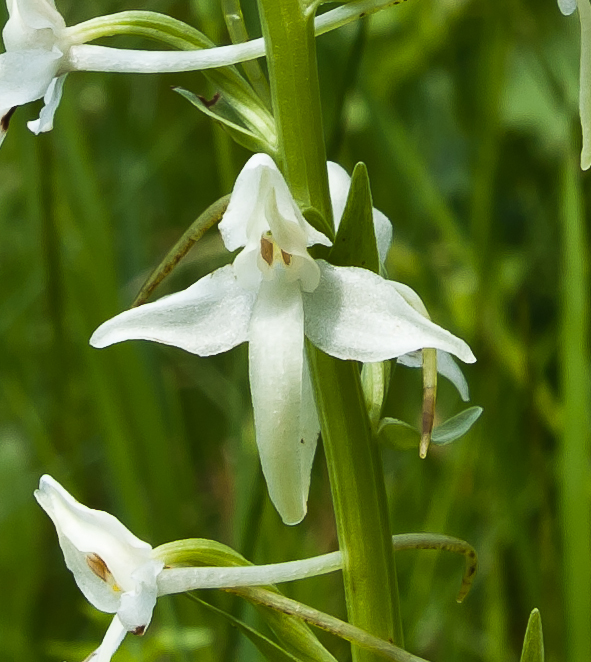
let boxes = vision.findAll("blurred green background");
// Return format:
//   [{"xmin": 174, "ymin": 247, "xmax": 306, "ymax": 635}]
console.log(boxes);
[{"xmin": 1, "ymin": 0, "xmax": 589, "ymax": 661}]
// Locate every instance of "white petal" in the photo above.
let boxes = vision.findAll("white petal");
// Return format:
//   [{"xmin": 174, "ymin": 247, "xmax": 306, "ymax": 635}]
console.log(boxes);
[
  {"xmin": 220, "ymin": 153, "xmax": 269, "ymax": 251},
  {"xmin": 397, "ymin": 350, "xmax": 470, "ymax": 401},
  {"xmin": 118, "ymin": 560, "xmax": 162, "ymax": 632},
  {"xmin": 327, "ymin": 161, "xmax": 352, "ymax": 228},
  {"xmin": 90, "ymin": 265, "xmax": 256, "ymax": 356},
  {"xmin": 558, "ymin": 0, "xmax": 577, "ymax": 15},
  {"xmin": 26, "ymin": 71, "xmax": 65, "ymax": 133},
  {"xmin": 87, "ymin": 615, "xmax": 128, "ymax": 662},
  {"xmin": 373, "ymin": 208, "xmax": 393, "ymax": 264},
  {"xmin": 5, "ymin": 0, "xmax": 65, "ymax": 32},
  {"xmin": 248, "ymin": 277, "xmax": 311, "ymax": 525},
  {"xmin": 34, "ymin": 475, "xmax": 158, "ymax": 614},
  {"xmin": 303, "ymin": 261, "xmax": 476, "ymax": 364},
  {"xmin": 578, "ymin": 0, "xmax": 591, "ymax": 169},
  {"xmin": 0, "ymin": 49, "xmax": 60, "ymax": 108},
  {"xmin": 220, "ymin": 153, "xmax": 330, "ymax": 253}
]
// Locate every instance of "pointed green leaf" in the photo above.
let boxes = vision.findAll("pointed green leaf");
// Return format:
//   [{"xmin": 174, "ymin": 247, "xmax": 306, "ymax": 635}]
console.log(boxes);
[
  {"xmin": 377, "ymin": 417, "xmax": 420, "ymax": 450},
  {"xmin": 188, "ymin": 594, "xmax": 303, "ymax": 662},
  {"xmin": 431, "ymin": 407, "xmax": 483, "ymax": 446},
  {"xmin": 328, "ymin": 162, "xmax": 380, "ymax": 274},
  {"xmin": 520, "ymin": 608, "xmax": 544, "ymax": 662}
]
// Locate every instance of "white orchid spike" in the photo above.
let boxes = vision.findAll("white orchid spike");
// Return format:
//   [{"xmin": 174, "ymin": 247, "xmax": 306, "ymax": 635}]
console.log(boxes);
[
  {"xmin": 558, "ymin": 0, "xmax": 591, "ymax": 169},
  {"xmin": 90, "ymin": 154, "xmax": 476, "ymax": 526}
]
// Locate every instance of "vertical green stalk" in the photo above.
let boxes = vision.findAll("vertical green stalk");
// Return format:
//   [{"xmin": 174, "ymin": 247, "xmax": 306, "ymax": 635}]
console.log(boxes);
[
  {"xmin": 559, "ymin": 146, "xmax": 591, "ymax": 662},
  {"xmin": 257, "ymin": 0, "xmax": 333, "ymax": 227},
  {"xmin": 256, "ymin": 0, "xmax": 402, "ymax": 657}
]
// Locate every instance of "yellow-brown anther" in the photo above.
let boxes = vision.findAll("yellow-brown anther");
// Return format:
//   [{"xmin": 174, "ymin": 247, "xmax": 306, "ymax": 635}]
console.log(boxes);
[
  {"xmin": 281, "ymin": 250, "xmax": 292, "ymax": 265},
  {"xmin": 260, "ymin": 237, "xmax": 274, "ymax": 266},
  {"xmin": 86, "ymin": 553, "xmax": 121, "ymax": 591}
]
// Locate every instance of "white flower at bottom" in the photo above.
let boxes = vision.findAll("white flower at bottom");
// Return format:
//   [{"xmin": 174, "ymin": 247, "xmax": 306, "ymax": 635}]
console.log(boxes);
[
  {"xmin": 90, "ymin": 154, "xmax": 476, "ymax": 526},
  {"xmin": 35, "ymin": 474, "xmax": 164, "ymax": 662}
]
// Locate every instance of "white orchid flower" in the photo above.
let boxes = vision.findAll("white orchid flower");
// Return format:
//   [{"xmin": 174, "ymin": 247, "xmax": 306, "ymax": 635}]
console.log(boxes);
[
  {"xmin": 558, "ymin": 0, "xmax": 591, "ymax": 169},
  {"xmin": 90, "ymin": 154, "xmax": 476, "ymax": 526},
  {"xmin": 34, "ymin": 474, "xmax": 369, "ymax": 662},
  {"xmin": 0, "ymin": 0, "xmax": 439, "ymax": 146},
  {"xmin": 35, "ymin": 474, "xmax": 165, "ymax": 662},
  {"xmin": 0, "ymin": 0, "xmax": 264, "ymax": 141}
]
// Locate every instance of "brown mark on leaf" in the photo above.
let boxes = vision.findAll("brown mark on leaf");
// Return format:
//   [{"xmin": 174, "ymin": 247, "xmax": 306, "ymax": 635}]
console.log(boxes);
[
  {"xmin": 260, "ymin": 236, "xmax": 274, "ymax": 266},
  {"xmin": 1, "ymin": 107, "xmax": 17, "ymax": 133},
  {"xmin": 198, "ymin": 92, "xmax": 221, "ymax": 108}
]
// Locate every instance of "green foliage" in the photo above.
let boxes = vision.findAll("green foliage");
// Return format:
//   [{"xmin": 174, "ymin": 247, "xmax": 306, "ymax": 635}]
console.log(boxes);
[{"xmin": 1, "ymin": 0, "xmax": 589, "ymax": 661}]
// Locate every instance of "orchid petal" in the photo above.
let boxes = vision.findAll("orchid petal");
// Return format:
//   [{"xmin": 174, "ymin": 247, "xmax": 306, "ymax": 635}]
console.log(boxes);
[
  {"xmin": 90, "ymin": 265, "xmax": 256, "ymax": 356},
  {"xmin": 5, "ymin": 0, "xmax": 65, "ymax": 33},
  {"xmin": 558, "ymin": 0, "xmax": 577, "ymax": 15},
  {"xmin": 397, "ymin": 350, "xmax": 470, "ymax": 401},
  {"xmin": 26, "ymin": 71, "xmax": 65, "ymax": 133},
  {"xmin": 88, "ymin": 615, "xmax": 128, "ymax": 662},
  {"xmin": 578, "ymin": 0, "xmax": 591, "ymax": 169},
  {"xmin": 248, "ymin": 277, "xmax": 311, "ymax": 525},
  {"xmin": 327, "ymin": 161, "xmax": 351, "ymax": 227},
  {"xmin": 220, "ymin": 153, "xmax": 330, "ymax": 254},
  {"xmin": 303, "ymin": 261, "xmax": 476, "ymax": 364},
  {"xmin": 372, "ymin": 208, "xmax": 393, "ymax": 265},
  {"xmin": 0, "ymin": 48, "xmax": 61, "ymax": 108},
  {"xmin": 118, "ymin": 560, "xmax": 162, "ymax": 632},
  {"xmin": 34, "ymin": 475, "xmax": 157, "ymax": 614}
]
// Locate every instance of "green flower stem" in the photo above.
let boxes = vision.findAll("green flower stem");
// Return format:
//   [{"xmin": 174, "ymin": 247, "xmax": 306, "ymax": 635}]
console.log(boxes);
[
  {"xmin": 256, "ymin": 1, "xmax": 333, "ymax": 231},
  {"xmin": 308, "ymin": 348, "xmax": 404, "ymax": 655},
  {"xmin": 255, "ymin": 0, "xmax": 403, "ymax": 656},
  {"xmin": 559, "ymin": 146, "xmax": 591, "ymax": 662}
]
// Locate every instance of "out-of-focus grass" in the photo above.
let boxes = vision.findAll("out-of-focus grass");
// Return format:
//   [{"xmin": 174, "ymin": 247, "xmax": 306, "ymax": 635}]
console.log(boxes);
[{"xmin": 0, "ymin": 0, "xmax": 589, "ymax": 661}]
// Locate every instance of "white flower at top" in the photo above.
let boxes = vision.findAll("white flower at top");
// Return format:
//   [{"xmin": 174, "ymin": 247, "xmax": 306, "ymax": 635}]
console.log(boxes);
[
  {"xmin": 0, "ymin": 0, "xmax": 265, "ymax": 144},
  {"xmin": 558, "ymin": 0, "xmax": 591, "ymax": 169},
  {"xmin": 0, "ymin": 0, "xmax": 69, "ymax": 139},
  {"xmin": 90, "ymin": 154, "xmax": 476, "ymax": 526}
]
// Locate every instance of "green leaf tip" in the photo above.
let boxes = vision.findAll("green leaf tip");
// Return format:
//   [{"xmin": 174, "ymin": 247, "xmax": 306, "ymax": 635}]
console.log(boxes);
[
  {"xmin": 520, "ymin": 608, "xmax": 544, "ymax": 662},
  {"xmin": 328, "ymin": 162, "xmax": 380, "ymax": 273}
]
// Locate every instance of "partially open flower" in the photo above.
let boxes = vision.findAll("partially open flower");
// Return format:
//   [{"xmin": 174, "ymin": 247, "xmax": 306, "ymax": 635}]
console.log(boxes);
[{"xmin": 35, "ymin": 475, "xmax": 164, "ymax": 662}]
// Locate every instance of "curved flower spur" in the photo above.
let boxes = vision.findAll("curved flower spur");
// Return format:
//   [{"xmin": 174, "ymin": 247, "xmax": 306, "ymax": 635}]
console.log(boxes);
[{"xmin": 90, "ymin": 154, "xmax": 476, "ymax": 526}]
